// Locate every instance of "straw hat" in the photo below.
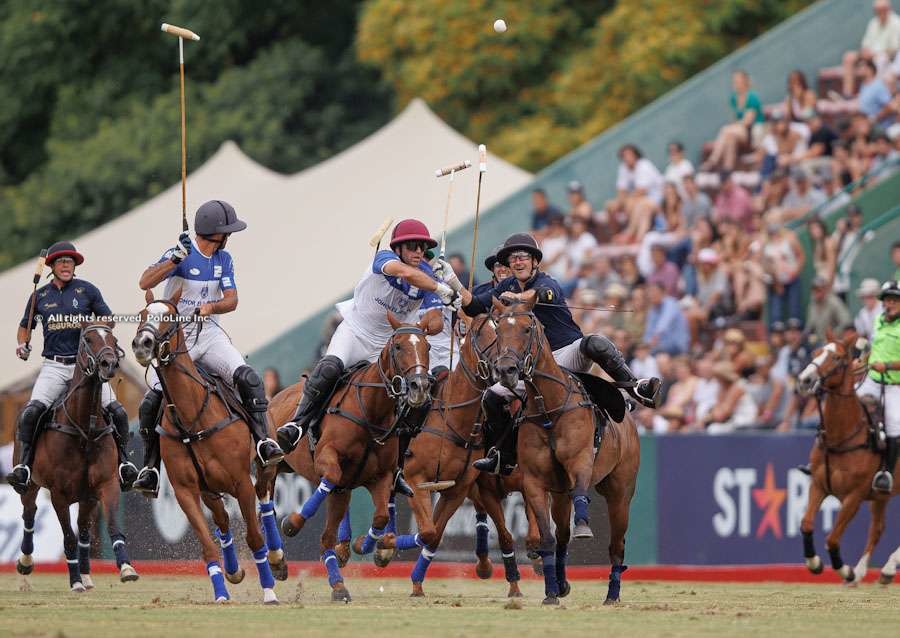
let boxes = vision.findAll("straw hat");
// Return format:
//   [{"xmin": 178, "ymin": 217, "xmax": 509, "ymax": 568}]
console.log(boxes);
[
  {"xmin": 712, "ymin": 361, "xmax": 739, "ymax": 383},
  {"xmin": 856, "ymin": 278, "xmax": 881, "ymax": 298}
]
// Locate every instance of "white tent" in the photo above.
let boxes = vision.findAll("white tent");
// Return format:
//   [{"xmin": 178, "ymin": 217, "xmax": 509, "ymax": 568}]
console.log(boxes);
[{"xmin": 0, "ymin": 99, "xmax": 532, "ymax": 391}]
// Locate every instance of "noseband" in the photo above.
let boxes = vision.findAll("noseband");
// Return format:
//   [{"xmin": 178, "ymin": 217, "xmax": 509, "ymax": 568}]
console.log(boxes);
[
  {"xmin": 380, "ymin": 325, "xmax": 429, "ymax": 400},
  {"xmin": 79, "ymin": 324, "xmax": 124, "ymax": 381},
  {"xmin": 493, "ymin": 309, "xmax": 542, "ymax": 382},
  {"xmin": 138, "ymin": 301, "xmax": 200, "ymax": 366}
]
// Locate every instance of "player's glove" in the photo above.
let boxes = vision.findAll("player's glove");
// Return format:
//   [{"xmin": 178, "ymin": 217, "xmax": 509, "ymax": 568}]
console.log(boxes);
[
  {"xmin": 435, "ymin": 282, "xmax": 461, "ymax": 310},
  {"xmin": 170, "ymin": 232, "xmax": 192, "ymax": 264},
  {"xmin": 433, "ymin": 258, "xmax": 463, "ymax": 293},
  {"xmin": 16, "ymin": 342, "xmax": 31, "ymax": 361}
]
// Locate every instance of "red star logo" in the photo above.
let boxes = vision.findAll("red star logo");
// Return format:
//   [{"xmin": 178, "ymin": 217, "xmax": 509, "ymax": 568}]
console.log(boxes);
[{"xmin": 752, "ymin": 463, "xmax": 786, "ymax": 539}]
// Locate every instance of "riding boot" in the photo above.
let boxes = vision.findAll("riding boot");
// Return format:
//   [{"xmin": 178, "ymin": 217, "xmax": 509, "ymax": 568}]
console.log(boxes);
[
  {"xmin": 579, "ymin": 335, "xmax": 661, "ymax": 408},
  {"xmin": 473, "ymin": 391, "xmax": 517, "ymax": 475},
  {"xmin": 133, "ymin": 389, "xmax": 163, "ymax": 498},
  {"xmin": 873, "ymin": 436, "xmax": 898, "ymax": 493},
  {"xmin": 233, "ymin": 365, "xmax": 284, "ymax": 467},
  {"xmin": 105, "ymin": 401, "xmax": 138, "ymax": 491},
  {"xmin": 392, "ymin": 434, "xmax": 414, "ymax": 498},
  {"xmin": 5, "ymin": 400, "xmax": 46, "ymax": 495},
  {"xmin": 277, "ymin": 355, "xmax": 344, "ymax": 453}
]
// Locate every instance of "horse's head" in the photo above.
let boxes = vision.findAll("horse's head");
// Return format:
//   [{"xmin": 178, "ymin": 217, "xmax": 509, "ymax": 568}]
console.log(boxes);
[
  {"xmin": 490, "ymin": 293, "xmax": 541, "ymax": 390},
  {"xmin": 384, "ymin": 309, "xmax": 441, "ymax": 408},
  {"xmin": 797, "ymin": 333, "xmax": 868, "ymax": 395},
  {"xmin": 461, "ymin": 313, "xmax": 498, "ymax": 384},
  {"xmin": 132, "ymin": 288, "xmax": 187, "ymax": 367},
  {"xmin": 79, "ymin": 321, "xmax": 123, "ymax": 382}
]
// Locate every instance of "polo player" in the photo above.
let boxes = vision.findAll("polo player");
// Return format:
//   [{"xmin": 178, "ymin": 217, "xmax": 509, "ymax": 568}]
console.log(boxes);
[
  {"xmin": 6, "ymin": 241, "xmax": 137, "ymax": 493},
  {"xmin": 131, "ymin": 201, "xmax": 284, "ymax": 497},
  {"xmin": 446, "ymin": 232, "xmax": 662, "ymax": 475}
]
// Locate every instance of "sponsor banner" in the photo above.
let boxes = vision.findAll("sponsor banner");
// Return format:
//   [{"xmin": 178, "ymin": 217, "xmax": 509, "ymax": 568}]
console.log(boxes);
[{"xmin": 657, "ymin": 433, "xmax": 900, "ymax": 565}]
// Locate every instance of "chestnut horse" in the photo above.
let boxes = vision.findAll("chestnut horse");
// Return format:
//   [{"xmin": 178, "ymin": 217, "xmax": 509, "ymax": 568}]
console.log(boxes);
[
  {"xmin": 16, "ymin": 322, "xmax": 138, "ymax": 591},
  {"xmin": 277, "ymin": 311, "xmax": 441, "ymax": 602},
  {"xmin": 375, "ymin": 314, "xmax": 525, "ymax": 598},
  {"xmin": 490, "ymin": 296, "xmax": 603, "ymax": 605},
  {"xmin": 131, "ymin": 291, "xmax": 277, "ymax": 604},
  {"xmin": 796, "ymin": 335, "xmax": 898, "ymax": 583}
]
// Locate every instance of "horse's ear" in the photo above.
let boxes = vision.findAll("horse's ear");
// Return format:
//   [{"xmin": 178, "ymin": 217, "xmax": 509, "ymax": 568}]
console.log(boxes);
[
  {"xmin": 521, "ymin": 289, "xmax": 537, "ymax": 310},
  {"xmin": 491, "ymin": 296, "xmax": 507, "ymax": 315},
  {"xmin": 144, "ymin": 289, "xmax": 154, "ymax": 304},
  {"xmin": 387, "ymin": 311, "xmax": 402, "ymax": 330},
  {"xmin": 825, "ymin": 326, "xmax": 835, "ymax": 344},
  {"xmin": 170, "ymin": 286, "xmax": 183, "ymax": 306},
  {"xmin": 420, "ymin": 308, "xmax": 443, "ymax": 336}
]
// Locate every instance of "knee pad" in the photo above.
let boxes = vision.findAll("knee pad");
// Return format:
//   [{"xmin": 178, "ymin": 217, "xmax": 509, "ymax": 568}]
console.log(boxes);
[
  {"xmin": 579, "ymin": 334, "xmax": 616, "ymax": 360},
  {"xmin": 105, "ymin": 401, "xmax": 130, "ymax": 439},
  {"xmin": 233, "ymin": 365, "xmax": 268, "ymax": 411},
  {"xmin": 138, "ymin": 389, "xmax": 163, "ymax": 435},
  {"xmin": 233, "ymin": 365, "xmax": 262, "ymax": 390},
  {"xmin": 17, "ymin": 400, "xmax": 47, "ymax": 443},
  {"xmin": 308, "ymin": 355, "xmax": 345, "ymax": 396}
]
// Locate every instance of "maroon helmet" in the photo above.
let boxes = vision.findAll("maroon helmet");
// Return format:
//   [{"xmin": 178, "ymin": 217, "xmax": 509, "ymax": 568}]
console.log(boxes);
[
  {"xmin": 389, "ymin": 219, "xmax": 437, "ymax": 249},
  {"xmin": 46, "ymin": 241, "xmax": 84, "ymax": 266}
]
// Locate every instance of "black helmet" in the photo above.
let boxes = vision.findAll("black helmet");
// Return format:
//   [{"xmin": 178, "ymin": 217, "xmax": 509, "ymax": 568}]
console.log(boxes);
[
  {"xmin": 46, "ymin": 241, "xmax": 84, "ymax": 266},
  {"xmin": 194, "ymin": 200, "xmax": 247, "ymax": 235},
  {"xmin": 880, "ymin": 280, "xmax": 900, "ymax": 300},
  {"xmin": 484, "ymin": 244, "xmax": 504, "ymax": 271},
  {"xmin": 496, "ymin": 233, "xmax": 542, "ymax": 266}
]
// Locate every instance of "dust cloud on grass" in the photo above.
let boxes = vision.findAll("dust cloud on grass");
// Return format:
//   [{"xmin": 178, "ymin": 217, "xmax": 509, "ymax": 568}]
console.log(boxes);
[{"xmin": 0, "ymin": 574, "xmax": 896, "ymax": 638}]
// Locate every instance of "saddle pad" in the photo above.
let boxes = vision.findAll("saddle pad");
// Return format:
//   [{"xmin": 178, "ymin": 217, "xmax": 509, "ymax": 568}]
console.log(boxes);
[{"xmin": 569, "ymin": 370, "xmax": 627, "ymax": 423}]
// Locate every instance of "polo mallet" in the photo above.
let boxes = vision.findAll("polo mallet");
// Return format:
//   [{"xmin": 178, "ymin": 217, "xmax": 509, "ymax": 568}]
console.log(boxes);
[
  {"xmin": 369, "ymin": 216, "xmax": 394, "ymax": 257},
  {"xmin": 161, "ymin": 23, "xmax": 200, "ymax": 232},
  {"xmin": 24, "ymin": 250, "xmax": 48, "ymax": 348},
  {"xmin": 435, "ymin": 160, "xmax": 472, "ymax": 259}
]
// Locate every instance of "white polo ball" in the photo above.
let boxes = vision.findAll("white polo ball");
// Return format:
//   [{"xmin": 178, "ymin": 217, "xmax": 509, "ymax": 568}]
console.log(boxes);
[{"xmin": 493, "ymin": 19, "xmax": 507, "ymax": 33}]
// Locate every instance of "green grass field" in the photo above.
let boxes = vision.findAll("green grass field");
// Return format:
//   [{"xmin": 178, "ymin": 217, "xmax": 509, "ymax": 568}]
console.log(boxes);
[{"xmin": 0, "ymin": 573, "xmax": 896, "ymax": 638}]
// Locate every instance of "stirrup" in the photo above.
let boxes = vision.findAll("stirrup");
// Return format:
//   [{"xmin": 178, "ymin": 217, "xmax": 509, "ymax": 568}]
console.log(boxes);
[
  {"xmin": 392, "ymin": 469, "xmax": 414, "ymax": 498},
  {"xmin": 257, "ymin": 439, "xmax": 285, "ymax": 467},
  {"xmin": 633, "ymin": 378, "xmax": 661, "ymax": 408},
  {"xmin": 7, "ymin": 464, "xmax": 31, "ymax": 493},
  {"xmin": 133, "ymin": 467, "xmax": 160, "ymax": 498},
  {"xmin": 276, "ymin": 422, "xmax": 304, "ymax": 453},
  {"xmin": 473, "ymin": 449, "xmax": 501, "ymax": 475},
  {"xmin": 872, "ymin": 470, "xmax": 893, "ymax": 493},
  {"xmin": 118, "ymin": 462, "xmax": 139, "ymax": 488}
]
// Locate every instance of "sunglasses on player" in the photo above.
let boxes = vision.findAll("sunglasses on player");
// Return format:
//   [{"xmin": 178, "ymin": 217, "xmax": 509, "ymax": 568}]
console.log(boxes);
[{"xmin": 401, "ymin": 241, "xmax": 429, "ymax": 252}]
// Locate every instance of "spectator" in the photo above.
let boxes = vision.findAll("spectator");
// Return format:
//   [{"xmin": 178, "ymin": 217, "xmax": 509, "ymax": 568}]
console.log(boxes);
[
  {"xmin": 680, "ymin": 173, "xmax": 712, "ymax": 228},
  {"xmin": 691, "ymin": 356, "xmax": 720, "ymax": 427},
  {"xmin": 770, "ymin": 321, "xmax": 790, "ymax": 380},
  {"xmin": 617, "ymin": 254, "xmax": 645, "ymax": 289},
  {"xmin": 539, "ymin": 214, "xmax": 569, "ymax": 281},
  {"xmin": 623, "ymin": 285, "xmax": 648, "ymax": 345},
  {"xmin": 745, "ymin": 356, "xmax": 788, "ymax": 429},
  {"xmin": 702, "ymin": 70, "xmax": 765, "ymax": 171},
  {"xmin": 630, "ymin": 342, "xmax": 661, "ymax": 380},
  {"xmin": 783, "ymin": 70, "xmax": 817, "ymax": 136},
  {"xmin": 855, "ymin": 57, "xmax": 895, "ymax": 128},
  {"xmin": 818, "ymin": 167, "xmax": 853, "ymax": 217},
  {"xmin": 806, "ymin": 275, "xmax": 852, "ymax": 343},
  {"xmin": 263, "ymin": 367, "xmax": 283, "ymax": 400},
  {"xmin": 762, "ymin": 220, "xmax": 805, "ymax": 327},
  {"xmin": 644, "ymin": 281, "xmax": 689, "ymax": 355},
  {"xmin": 561, "ymin": 216, "xmax": 597, "ymax": 292},
  {"xmin": 807, "ymin": 216, "xmax": 838, "ymax": 285},
  {"xmin": 713, "ymin": 172, "xmax": 754, "ymax": 233},
  {"xmin": 833, "ymin": 204, "xmax": 866, "ymax": 301},
  {"xmin": 577, "ymin": 255, "xmax": 622, "ymax": 298},
  {"xmin": 776, "ymin": 168, "xmax": 827, "ymax": 222},
  {"xmin": 892, "ymin": 240, "xmax": 900, "ymax": 279},
  {"xmin": 854, "ymin": 278, "xmax": 884, "ymax": 339},
  {"xmin": 685, "ymin": 248, "xmax": 731, "ymax": 345},
  {"xmin": 656, "ymin": 405, "xmax": 689, "ymax": 433},
  {"xmin": 448, "ymin": 253, "xmax": 475, "ymax": 290},
  {"xmin": 599, "ymin": 283, "xmax": 629, "ymax": 333},
  {"xmin": 656, "ymin": 356, "xmax": 698, "ymax": 427},
  {"xmin": 841, "ymin": 0, "xmax": 900, "ymax": 98},
  {"xmin": 646, "ymin": 243, "xmax": 680, "ymax": 297},
  {"xmin": 718, "ymin": 328, "xmax": 756, "ymax": 377},
  {"xmin": 664, "ymin": 141, "xmax": 694, "ymax": 190},
  {"xmin": 760, "ymin": 114, "xmax": 808, "ymax": 179},
  {"xmin": 566, "ymin": 180, "xmax": 594, "ymax": 227},
  {"xmin": 702, "ymin": 362, "xmax": 759, "ymax": 434},
  {"xmin": 800, "ymin": 114, "xmax": 840, "ymax": 177},
  {"xmin": 777, "ymin": 319, "xmax": 820, "ymax": 431},
  {"xmin": 570, "ymin": 288, "xmax": 606, "ymax": 335},
  {"xmin": 732, "ymin": 246, "xmax": 767, "ymax": 321},
  {"xmin": 608, "ymin": 144, "xmax": 664, "ymax": 244},
  {"xmin": 531, "ymin": 188, "xmax": 562, "ymax": 237}
]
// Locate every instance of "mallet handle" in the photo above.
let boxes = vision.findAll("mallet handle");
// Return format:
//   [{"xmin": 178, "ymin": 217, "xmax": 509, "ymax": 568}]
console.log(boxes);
[
  {"xmin": 435, "ymin": 160, "xmax": 472, "ymax": 178},
  {"xmin": 161, "ymin": 23, "xmax": 200, "ymax": 41},
  {"xmin": 478, "ymin": 144, "xmax": 487, "ymax": 173},
  {"xmin": 32, "ymin": 249, "xmax": 47, "ymax": 285},
  {"xmin": 25, "ymin": 249, "xmax": 48, "ymax": 345},
  {"xmin": 369, "ymin": 216, "xmax": 394, "ymax": 248}
]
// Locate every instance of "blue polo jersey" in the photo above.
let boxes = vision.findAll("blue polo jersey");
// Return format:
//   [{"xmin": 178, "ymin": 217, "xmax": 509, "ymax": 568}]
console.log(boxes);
[
  {"xmin": 155, "ymin": 240, "xmax": 235, "ymax": 317},
  {"xmin": 464, "ymin": 271, "xmax": 583, "ymax": 351},
  {"xmin": 20, "ymin": 278, "xmax": 112, "ymax": 358}
]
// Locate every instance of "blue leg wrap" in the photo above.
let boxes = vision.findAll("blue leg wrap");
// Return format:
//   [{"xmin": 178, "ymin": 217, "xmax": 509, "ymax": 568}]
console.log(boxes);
[
  {"xmin": 253, "ymin": 546, "xmax": 275, "ymax": 590},
  {"xmin": 215, "ymin": 528, "xmax": 240, "ymax": 576},
  {"xmin": 607, "ymin": 564, "xmax": 628, "ymax": 601},
  {"xmin": 538, "ymin": 550, "xmax": 559, "ymax": 597},
  {"xmin": 387, "ymin": 496, "xmax": 397, "ymax": 534},
  {"xmin": 21, "ymin": 513, "xmax": 35, "ymax": 555},
  {"xmin": 78, "ymin": 529, "xmax": 91, "ymax": 574},
  {"xmin": 411, "ymin": 547, "xmax": 435, "ymax": 583},
  {"xmin": 207, "ymin": 560, "xmax": 230, "ymax": 601},
  {"xmin": 338, "ymin": 511, "xmax": 352, "ymax": 544},
  {"xmin": 475, "ymin": 512, "xmax": 489, "ymax": 557},
  {"xmin": 111, "ymin": 534, "xmax": 130, "ymax": 568},
  {"xmin": 359, "ymin": 526, "xmax": 386, "ymax": 555},
  {"xmin": 502, "ymin": 550, "xmax": 520, "ymax": 582},
  {"xmin": 322, "ymin": 549, "xmax": 343, "ymax": 587},
  {"xmin": 573, "ymin": 493, "xmax": 590, "ymax": 524},
  {"xmin": 300, "ymin": 478, "xmax": 335, "ymax": 520},
  {"xmin": 395, "ymin": 533, "xmax": 425, "ymax": 551},
  {"xmin": 259, "ymin": 500, "xmax": 283, "ymax": 552},
  {"xmin": 555, "ymin": 545, "xmax": 568, "ymax": 587}
]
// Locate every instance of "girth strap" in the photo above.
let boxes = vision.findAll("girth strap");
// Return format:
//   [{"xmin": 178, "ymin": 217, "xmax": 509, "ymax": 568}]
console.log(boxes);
[{"xmin": 46, "ymin": 421, "xmax": 113, "ymax": 442}]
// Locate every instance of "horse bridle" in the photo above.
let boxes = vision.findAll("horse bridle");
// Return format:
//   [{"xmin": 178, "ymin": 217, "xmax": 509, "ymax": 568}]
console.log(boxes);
[
  {"xmin": 138, "ymin": 300, "xmax": 201, "ymax": 366},
  {"xmin": 377, "ymin": 325, "xmax": 429, "ymax": 400},
  {"xmin": 492, "ymin": 308, "xmax": 544, "ymax": 383},
  {"xmin": 78, "ymin": 324, "xmax": 124, "ymax": 381}
]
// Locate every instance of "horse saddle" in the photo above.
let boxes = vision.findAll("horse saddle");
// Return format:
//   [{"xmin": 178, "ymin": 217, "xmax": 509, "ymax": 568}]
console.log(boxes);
[
  {"xmin": 307, "ymin": 360, "xmax": 371, "ymax": 448},
  {"xmin": 41, "ymin": 381, "xmax": 114, "ymax": 439},
  {"xmin": 193, "ymin": 364, "xmax": 250, "ymax": 427},
  {"xmin": 567, "ymin": 370, "xmax": 628, "ymax": 424}
]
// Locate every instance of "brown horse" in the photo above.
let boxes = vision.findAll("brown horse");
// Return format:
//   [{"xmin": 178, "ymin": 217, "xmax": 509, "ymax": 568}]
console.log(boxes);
[
  {"xmin": 489, "ymin": 296, "xmax": 599, "ymax": 605},
  {"xmin": 277, "ymin": 311, "xmax": 440, "ymax": 602},
  {"xmin": 375, "ymin": 314, "xmax": 524, "ymax": 597},
  {"xmin": 16, "ymin": 321, "xmax": 138, "ymax": 590},
  {"xmin": 796, "ymin": 335, "xmax": 898, "ymax": 583},
  {"xmin": 131, "ymin": 291, "xmax": 277, "ymax": 604}
]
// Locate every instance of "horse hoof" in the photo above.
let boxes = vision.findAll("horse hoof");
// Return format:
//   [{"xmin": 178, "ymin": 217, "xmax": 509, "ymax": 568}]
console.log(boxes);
[
  {"xmin": 806, "ymin": 555, "xmax": 823, "ymax": 575},
  {"xmin": 81, "ymin": 574, "xmax": 95, "ymax": 590},
  {"xmin": 263, "ymin": 588, "xmax": 279, "ymax": 605},
  {"xmin": 573, "ymin": 523, "xmax": 593, "ymax": 539},
  {"xmin": 352, "ymin": 535, "xmax": 368, "ymax": 556},
  {"xmin": 558, "ymin": 580, "xmax": 571, "ymax": 598},
  {"xmin": 542, "ymin": 596, "xmax": 559, "ymax": 606},
  {"xmin": 410, "ymin": 583, "xmax": 425, "ymax": 597},
  {"xmin": 331, "ymin": 586, "xmax": 352, "ymax": 603},
  {"xmin": 507, "ymin": 584, "xmax": 523, "ymax": 598},
  {"xmin": 475, "ymin": 557, "xmax": 493, "ymax": 580},
  {"xmin": 838, "ymin": 565, "xmax": 854, "ymax": 582},
  {"xmin": 280, "ymin": 514, "xmax": 303, "ymax": 538},
  {"xmin": 71, "ymin": 582, "xmax": 86, "ymax": 593},
  {"xmin": 269, "ymin": 558, "xmax": 289, "ymax": 582},
  {"xmin": 119, "ymin": 564, "xmax": 139, "ymax": 583},
  {"xmin": 16, "ymin": 556, "xmax": 34, "ymax": 576},
  {"xmin": 879, "ymin": 573, "xmax": 894, "ymax": 585},
  {"xmin": 336, "ymin": 541, "xmax": 351, "ymax": 567},
  {"xmin": 603, "ymin": 597, "xmax": 620, "ymax": 606},
  {"xmin": 373, "ymin": 547, "xmax": 396, "ymax": 569},
  {"xmin": 225, "ymin": 568, "xmax": 245, "ymax": 585}
]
